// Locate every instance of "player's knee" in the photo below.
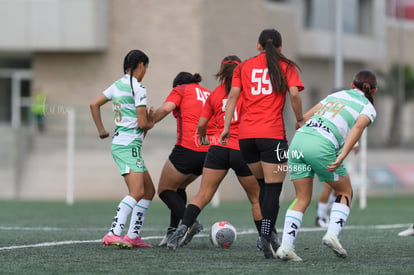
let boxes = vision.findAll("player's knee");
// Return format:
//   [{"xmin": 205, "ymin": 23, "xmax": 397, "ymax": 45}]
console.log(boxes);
[{"xmin": 335, "ymin": 194, "xmax": 351, "ymax": 207}]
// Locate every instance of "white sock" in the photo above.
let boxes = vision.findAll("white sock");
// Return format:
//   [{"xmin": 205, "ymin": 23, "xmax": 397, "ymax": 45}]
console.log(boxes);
[
  {"xmin": 327, "ymin": 202, "xmax": 350, "ymax": 237},
  {"xmin": 108, "ymin": 195, "xmax": 136, "ymax": 236},
  {"xmin": 317, "ymin": 202, "xmax": 329, "ymax": 218},
  {"xmin": 281, "ymin": 209, "xmax": 303, "ymax": 250},
  {"xmin": 127, "ymin": 199, "xmax": 152, "ymax": 238},
  {"xmin": 327, "ymin": 192, "xmax": 336, "ymax": 206}
]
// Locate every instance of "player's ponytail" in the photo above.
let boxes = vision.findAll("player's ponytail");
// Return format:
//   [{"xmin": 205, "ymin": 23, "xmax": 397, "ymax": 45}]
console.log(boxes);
[
  {"xmin": 258, "ymin": 29, "xmax": 300, "ymax": 94},
  {"xmin": 173, "ymin": 72, "xmax": 202, "ymax": 88},
  {"xmin": 215, "ymin": 55, "xmax": 242, "ymax": 95},
  {"xmin": 352, "ymin": 70, "xmax": 376, "ymax": 105},
  {"xmin": 123, "ymin": 49, "xmax": 149, "ymax": 96}
]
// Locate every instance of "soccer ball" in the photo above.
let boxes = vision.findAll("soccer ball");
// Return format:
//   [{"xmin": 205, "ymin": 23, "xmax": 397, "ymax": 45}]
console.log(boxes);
[{"xmin": 209, "ymin": 221, "xmax": 237, "ymax": 248}]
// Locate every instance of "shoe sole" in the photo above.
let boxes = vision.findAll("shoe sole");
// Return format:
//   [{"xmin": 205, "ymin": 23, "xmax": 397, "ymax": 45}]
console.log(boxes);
[
  {"xmin": 260, "ymin": 236, "xmax": 276, "ymax": 259},
  {"xmin": 276, "ymin": 251, "xmax": 303, "ymax": 262},
  {"xmin": 322, "ymin": 238, "xmax": 347, "ymax": 258},
  {"xmin": 181, "ymin": 224, "xmax": 203, "ymax": 246}
]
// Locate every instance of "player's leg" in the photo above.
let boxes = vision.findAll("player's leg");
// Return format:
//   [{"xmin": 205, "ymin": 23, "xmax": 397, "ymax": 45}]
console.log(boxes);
[
  {"xmin": 316, "ymin": 183, "xmax": 333, "ymax": 227},
  {"xmin": 124, "ymin": 170, "xmax": 154, "ymax": 248},
  {"xmin": 158, "ymin": 159, "xmax": 198, "ymax": 246},
  {"xmin": 276, "ymin": 176, "xmax": 313, "ymax": 262},
  {"xmin": 103, "ymin": 143, "xmax": 144, "ymax": 247},
  {"xmin": 323, "ymin": 174, "xmax": 352, "ymax": 258}
]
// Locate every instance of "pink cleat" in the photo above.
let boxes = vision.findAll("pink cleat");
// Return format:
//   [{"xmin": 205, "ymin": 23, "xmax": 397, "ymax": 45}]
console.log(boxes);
[
  {"xmin": 102, "ymin": 233, "xmax": 124, "ymax": 247},
  {"xmin": 122, "ymin": 235, "xmax": 153, "ymax": 248}
]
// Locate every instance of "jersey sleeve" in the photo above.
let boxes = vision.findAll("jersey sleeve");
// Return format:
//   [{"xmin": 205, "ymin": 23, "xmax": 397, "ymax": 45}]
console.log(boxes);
[
  {"xmin": 165, "ymin": 86, "xmax": 184, "ymax": 107},
  {"xmin": 285, "ymin": 65, "xmax": 304, "ymax": 92},
  {"xmin": 360, "ymin": 103, "xmax": 376, "ymax": 124},
  {"xmin": 134, "ymin": 85, "xmax": 147, "ymax": 107},
  {"xmin": 102, "ymin": 84, "xmax": 114, "ymax": 100}
]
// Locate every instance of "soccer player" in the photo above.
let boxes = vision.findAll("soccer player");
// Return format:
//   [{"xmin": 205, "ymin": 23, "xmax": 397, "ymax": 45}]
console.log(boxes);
[
  {"xmin": 151, "ymin": 72, "xmax": 214, "ymax": 246},
  {"xmin": 219, "ymin": 29, "xmax": 305, "ymax": 259},
  {"xmin": 276, "ymin": 70, "xmax": 378, "ymax": 261},
  {"xmin": 166, "ymin": 56, "xmax": 262, "ymax": 251},
  {"xmin": 90, "ymin": 49, "xmax": 155, "ymax": 248}
]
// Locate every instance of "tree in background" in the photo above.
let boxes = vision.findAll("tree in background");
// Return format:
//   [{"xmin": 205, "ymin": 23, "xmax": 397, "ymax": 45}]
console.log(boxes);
[{"xmin": 378, "ymin": 64, "xmax": 414, "ymax": 147}]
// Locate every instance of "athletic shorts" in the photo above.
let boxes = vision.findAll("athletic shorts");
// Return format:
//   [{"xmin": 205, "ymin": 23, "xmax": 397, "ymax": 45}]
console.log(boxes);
[
  {"xmin": 288, "ymin": 131, "xmax": 347, "ymax": 182},
  {"xmin": 203, "ymin": 145, "xmax": 253, "ymax": 177},
  {"xmin": 168, "ymin": 145, "xmax": 207, "ymax": 176},
  {"xmin": 239, "ymin": 138, "xmax": 288, "ymax": 164},
  {"xmin": 111, "ymin": 139, "xmax": 147, "ymax": 176}
]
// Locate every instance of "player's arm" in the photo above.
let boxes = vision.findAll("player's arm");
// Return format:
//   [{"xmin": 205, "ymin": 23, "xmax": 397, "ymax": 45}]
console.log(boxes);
[
  {"xmin": 220, "ymin": 86, "xmax": 240, "ymax": 144},
  {"xmin": 198, "ymin": 116, "xmax": 210, "ymax": 145},
  {"xmin": 303, "ymin": 103, "xmax": 322, "ymax": 121},
  {"xmin": 327, "ymin": 115, "xmax": 371, "ymax": 172},
  {"xmin": 90, "ymin": 94, "xmax": 110, "ymax": 139},
  {"xmin": 288, "ymin": 86, "xmax": 304, "ymax": 129},
  {"xmin": 151, "ymin": 101, "xmax": 177, "ymax": 124},
  {"xmin": 137, "ymin": 106, "xmax": 154, "ymax": 130}
]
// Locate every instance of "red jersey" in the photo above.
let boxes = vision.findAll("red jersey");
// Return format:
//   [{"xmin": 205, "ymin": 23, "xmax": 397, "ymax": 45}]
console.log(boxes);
[
  {"xmin": 165, "ymin": 83, "xmax": 214, "ymax": 152},
  {"xmin": 201, "ymin": 82, "xmax": 242, "ymax": 150},
  {"xmin": 232, "ymin": 53, "xmax": 304, "ymax": 139}
]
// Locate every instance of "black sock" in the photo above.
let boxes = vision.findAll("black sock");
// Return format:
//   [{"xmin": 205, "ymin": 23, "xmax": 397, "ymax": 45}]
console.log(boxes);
[
  {"xmin": 169, "ymin": 189, "xmax": 187, "ymax": 228},
  {"xmin": 177, "ymin": 188, "xmax": 187, "ymax": 204},
  {"xmin": 254, "ymin": 220, "xmax": 262, "ymax": 236},
  {"xmin": 159, "ymin": 190, "xmax": 186, "ymax": 227},
  {"xmin": 182, "ymin": 204, "xmax": 201, "ymax": 228},
  {"xmin": 257, "ymin": 178, "xmax": 265, "ymax": 208},
  {"xmin": 260, "ymin": 182, "xmax": 283, "ymax": 237}
]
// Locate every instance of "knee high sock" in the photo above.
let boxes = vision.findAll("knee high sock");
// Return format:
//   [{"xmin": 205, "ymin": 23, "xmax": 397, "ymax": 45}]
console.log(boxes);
[
  {"xmin": 257, "ymin": 178, "xmax": 265, "ymax": 208},
  {"xmin": 317, "ymin": 202, "xmax": 330, "ymax": 219},
  {"xmin": 260, "ymin": 183, "xmax": 283, "ymax": 237},
  {"xmin": 109, "ymin": 195, "xmax": 136, "ymax": 236},
  {"xmin": 327, "ymin": 202, "xmax": 350, "ymax": 237},
  {"xmin": 182, "ymin": 204, "xmax": 201, "ymax": 228},
  {"xmin": 280, "ymin": 209, "xmax": 303, "ymax": 250},
  {"xmin": 159, "ymin": 190, "xmax": 186, "ymax": 226},
  {"xmin": 127, "ymin": 199, "xmax": 151, "ymax": 238},
  {"xmin": 168, "ymin": 188, "xmax": 187, "ymax": 228}
]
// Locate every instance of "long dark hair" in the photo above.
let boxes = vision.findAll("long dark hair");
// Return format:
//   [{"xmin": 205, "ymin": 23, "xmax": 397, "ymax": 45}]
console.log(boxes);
[
  {"xmin": 258, "ymin": 29, "xmax": 300, "ymax": 94},
  {"xmin": 123, "ymin": 49, "xmax": 149, "ymax": 96},
  {"xmin": 214, "ymin": 55, "xmax": 242, "ymax": 95},
  {"xmin": 172, "ymin": 72, "xmax": 202, "ymax": 88},
  {"xmin": 352, "ymin": 70, "xmax": 377, "ymax": 105}
]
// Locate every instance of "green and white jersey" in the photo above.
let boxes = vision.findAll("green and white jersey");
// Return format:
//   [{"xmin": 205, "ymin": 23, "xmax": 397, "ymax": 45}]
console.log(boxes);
[
  {"xmin": 103, "ymin": 74, "xmax": 148, "ymax": 145},
  {"xmin": 299, "ymin": 88, "xmax": 376, "ymax": 149}
]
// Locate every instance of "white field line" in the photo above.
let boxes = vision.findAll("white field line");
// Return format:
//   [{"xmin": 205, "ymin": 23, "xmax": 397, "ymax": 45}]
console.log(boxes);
[{"xmin": 0, "ymin": 224, "xmax": 410, "ymax": 252}]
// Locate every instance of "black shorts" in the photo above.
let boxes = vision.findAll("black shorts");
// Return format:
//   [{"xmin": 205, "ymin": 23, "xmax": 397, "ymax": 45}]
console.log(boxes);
[
  {"xmin": 203, "ymin": 145, "xmax": 252, "ymax": 177},
  {"xmin": 168, "ymin": 145, "xmax": 207, "ymax": 176},
  {"xmin": 239, "ymin": 138, "xmax": 288, "ymax": 164}
]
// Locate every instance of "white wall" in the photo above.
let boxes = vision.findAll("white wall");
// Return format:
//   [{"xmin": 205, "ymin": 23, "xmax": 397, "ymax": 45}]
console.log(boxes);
[{"xmin": 0, "ymin": 0, "xmax": 108, "ymax": 51}]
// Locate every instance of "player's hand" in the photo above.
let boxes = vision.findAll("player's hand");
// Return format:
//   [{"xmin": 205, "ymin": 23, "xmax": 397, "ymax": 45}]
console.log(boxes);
[
  {"xmin": 327, "ymin": 155, "xmax": 345, "ymax": 172},
  {"xmin": 219, "ymin": 129, "xmax": 230, "ymax": 145},
  {"xmin": 199, "ymin": 135, "xmax": 210, "ymax": 145},
  {"xmin": 99, "ymin": 129, "xmax": 110, "ymax": 139},
  {"xmin": 295, "ymin": 120, "xmax": 304, "ymax": 130}
]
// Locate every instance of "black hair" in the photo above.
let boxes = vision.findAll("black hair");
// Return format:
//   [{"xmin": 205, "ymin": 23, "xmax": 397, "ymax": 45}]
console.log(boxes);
[
  {"xmin": 214, "ymin": 55, "xmax": 242, "ymax": 95},
  {"xmin": 123, "ymin": 49, "xmax": 149, "ymax": 95},
  {"xmin": 258, "ymin": 29, "xmax": 301, "ymax": 94},
  {"xmin": 173, "ymin": 72, "xmax": 202, "ymax": 88},
  {"xmin": 352, "ymin": 70, "xmax": 377, "ymax": 105}
]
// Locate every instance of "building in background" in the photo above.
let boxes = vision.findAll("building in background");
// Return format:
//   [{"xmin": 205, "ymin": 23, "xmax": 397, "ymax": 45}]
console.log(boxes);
[{"xmin": 0, "ymin": 0, "xmax": 413, "ymax": 200}]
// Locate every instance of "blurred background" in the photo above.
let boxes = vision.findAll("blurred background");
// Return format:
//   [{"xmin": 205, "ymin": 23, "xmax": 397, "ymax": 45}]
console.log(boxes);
[{"xmin": 0, "ymin": 0, "xmax": 413, "ymax": 205}]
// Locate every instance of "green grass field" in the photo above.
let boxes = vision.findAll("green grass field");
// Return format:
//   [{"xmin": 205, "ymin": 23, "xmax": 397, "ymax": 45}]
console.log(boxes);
[{"xmin": 0, "ymin": 197, "xmax": 412, "ymax": 274}]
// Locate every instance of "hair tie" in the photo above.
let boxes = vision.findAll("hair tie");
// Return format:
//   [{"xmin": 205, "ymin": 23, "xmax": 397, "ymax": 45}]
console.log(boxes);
[{"xmin": 221, "ymin": 60, "xmax": 240, "ymax": 65}]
